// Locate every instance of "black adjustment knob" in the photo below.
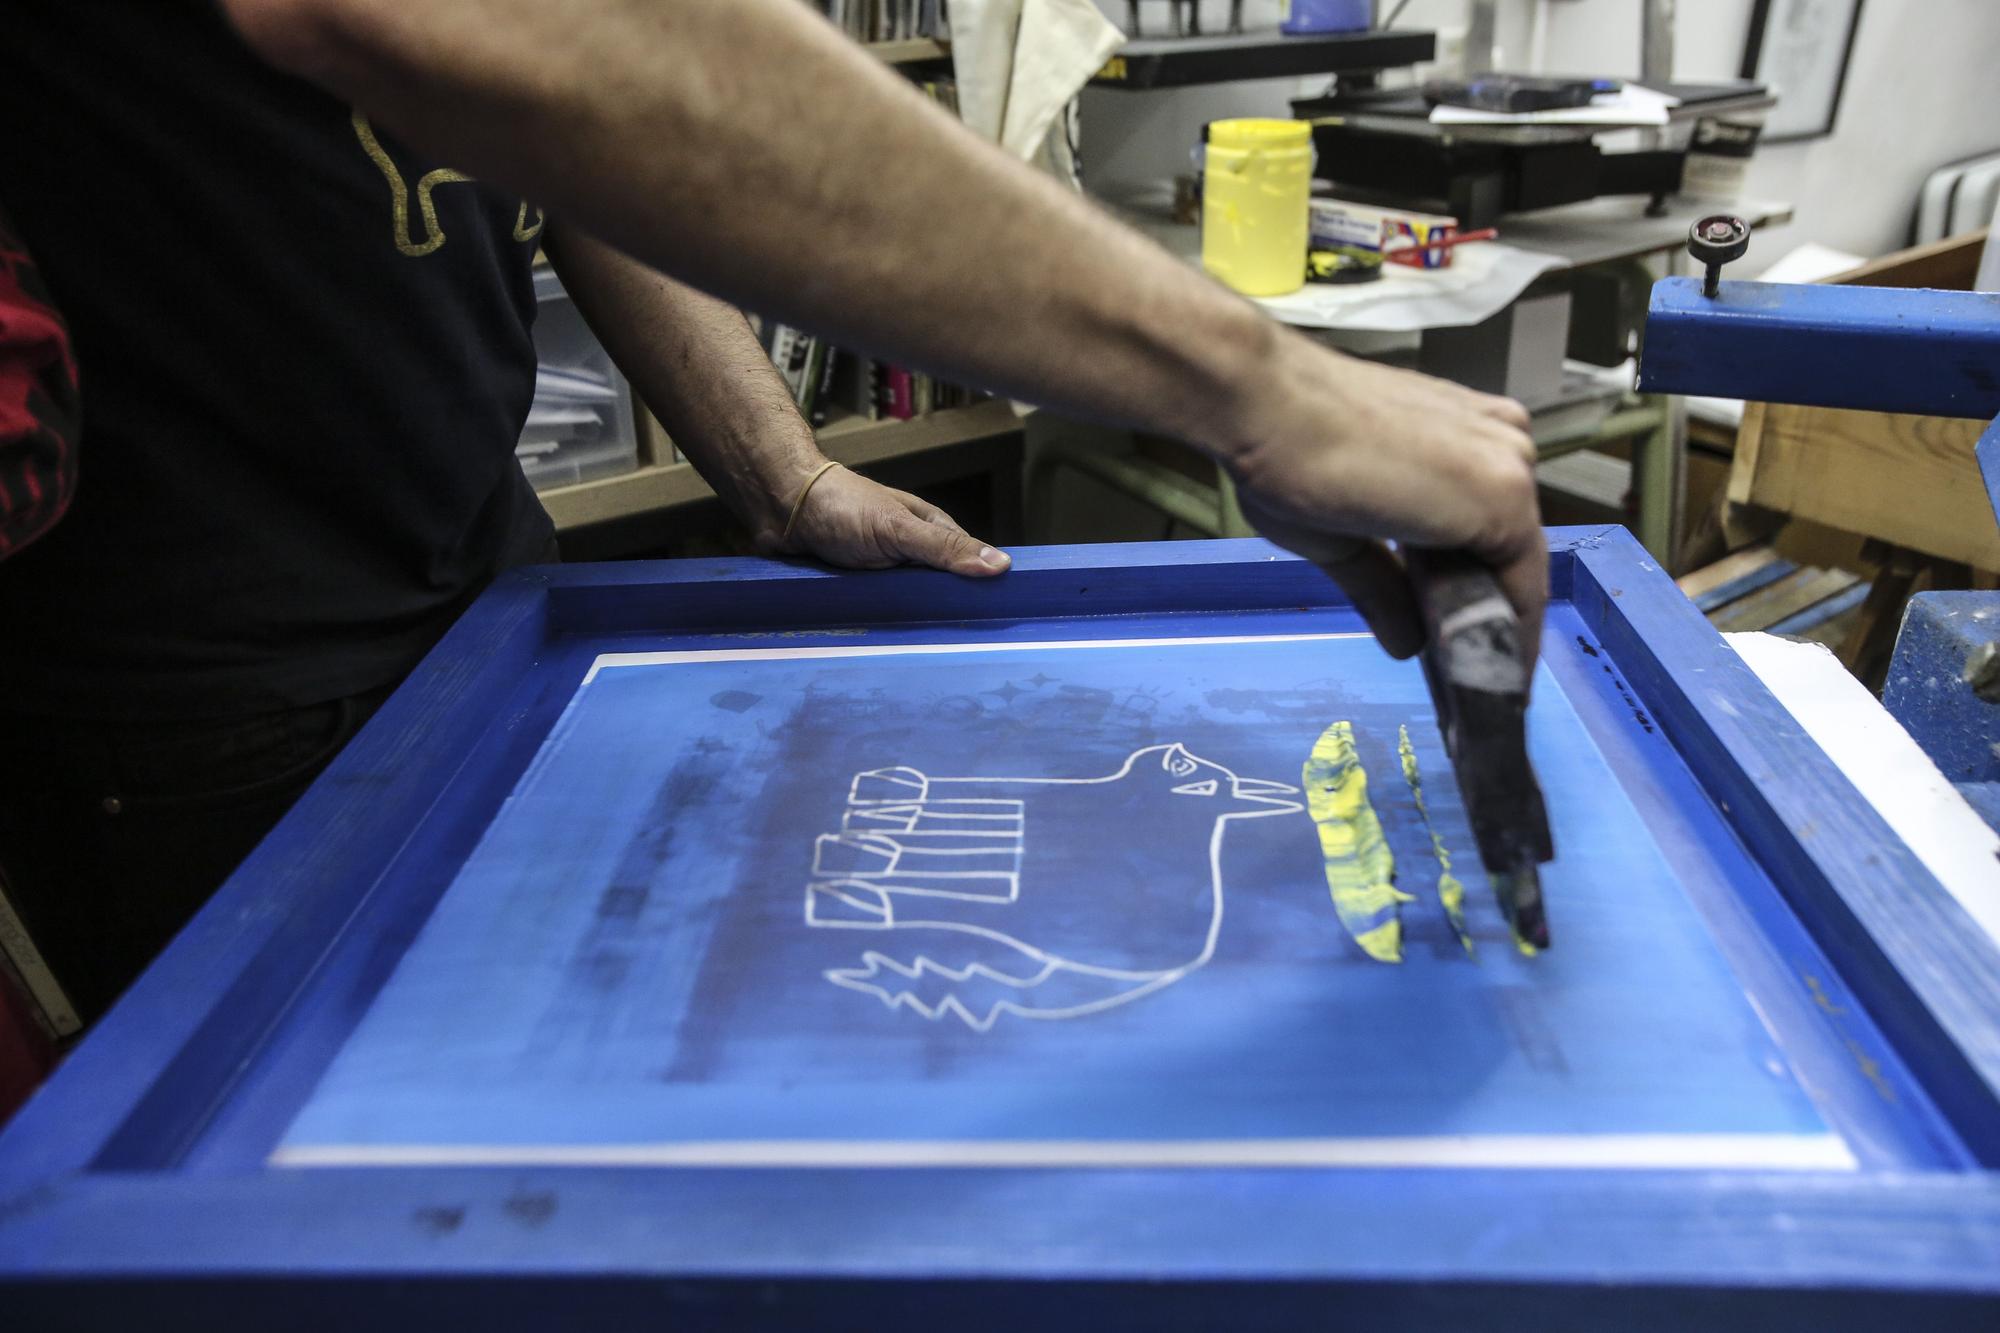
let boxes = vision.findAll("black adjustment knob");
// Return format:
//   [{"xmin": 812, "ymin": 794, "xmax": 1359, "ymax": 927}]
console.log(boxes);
[{"xmin": 1689, "ymin": 215, "xmax": 1751, "ymax": 297}]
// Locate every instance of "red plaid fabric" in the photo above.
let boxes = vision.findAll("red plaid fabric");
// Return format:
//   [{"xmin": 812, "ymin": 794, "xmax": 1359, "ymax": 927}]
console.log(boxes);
[{"xmin": 0, "ymin": 211, "xmax": 79, "ymax": 560}]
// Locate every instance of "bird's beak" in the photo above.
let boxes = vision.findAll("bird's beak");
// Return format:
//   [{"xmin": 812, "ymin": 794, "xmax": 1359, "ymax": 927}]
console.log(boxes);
[{"xmin": 1229, "ymin": 778, "xmax": 1303, "ymax": 813}]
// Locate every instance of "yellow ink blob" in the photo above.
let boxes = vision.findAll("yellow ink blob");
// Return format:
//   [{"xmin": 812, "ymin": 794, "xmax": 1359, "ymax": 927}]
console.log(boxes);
[
  {"xmin": 1304, "ymin": 722, "xmax": 1408, "ymax": 962},
  {"xmin": 1398, "ymin": 726, "xmax": 1474, "ymax": 958}
]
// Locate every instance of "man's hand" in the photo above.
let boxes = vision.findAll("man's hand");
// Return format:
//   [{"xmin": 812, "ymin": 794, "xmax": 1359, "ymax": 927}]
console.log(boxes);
[
  {"xmin": 1223, "ymin": 333, "xmax": 1545, "ymax": 665},
  {"xmin": 770, "ymin": 465, "xmax": 1011, "ymax": 578},
  {"xmin": 540, "ymin": 227, "xmax": 1009, "ymax": 581}
]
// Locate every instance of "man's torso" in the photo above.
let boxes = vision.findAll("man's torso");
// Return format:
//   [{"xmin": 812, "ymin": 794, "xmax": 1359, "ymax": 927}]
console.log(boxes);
[{"xmin": 0, "ymin": 0, "xmax": 554, "ymax": 719}]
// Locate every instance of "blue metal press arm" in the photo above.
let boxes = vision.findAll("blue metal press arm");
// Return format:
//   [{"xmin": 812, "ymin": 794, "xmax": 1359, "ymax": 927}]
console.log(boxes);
[{"xmin": 1638, "ymin": 276, "xmax": 2000, "ymax": 421}]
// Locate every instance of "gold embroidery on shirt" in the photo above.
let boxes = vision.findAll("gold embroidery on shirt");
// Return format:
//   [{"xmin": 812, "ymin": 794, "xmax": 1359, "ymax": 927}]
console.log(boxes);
[
  {"xmin": 513, "ymin": 203, "xmax": 546, "ymax": 243},
  {"xmin": 352, "ymin": 111, "xmax": 478, "ymax": 257}
]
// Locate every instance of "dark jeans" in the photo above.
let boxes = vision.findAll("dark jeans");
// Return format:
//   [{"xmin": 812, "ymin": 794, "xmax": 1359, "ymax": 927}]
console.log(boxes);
[{"xmin": 0, "ymin": 682, "xmax": 392, "ymax": 1024}]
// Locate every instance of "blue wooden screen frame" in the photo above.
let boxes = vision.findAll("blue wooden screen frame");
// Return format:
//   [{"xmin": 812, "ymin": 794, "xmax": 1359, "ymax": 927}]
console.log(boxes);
[{"xmin": 2, "ymin": 527, "xmax": 1997, "ymax": 1325}]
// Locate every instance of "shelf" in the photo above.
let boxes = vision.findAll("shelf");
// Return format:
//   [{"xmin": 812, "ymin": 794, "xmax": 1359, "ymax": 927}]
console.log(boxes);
[
  {"xmin": 865, "ymin": 38, "xmax": 950, "ymax": 66},
  {"xmin": 536, "ymin": 398, "xmax": 1022, "ymax": 532},
  {"xmin": 1296, "ymin": 80, "xmax": 1775, "ymax": 148},
  {"xmin": 1091, "ymin": 27, "xmax": 1434, "ymax": 90}
]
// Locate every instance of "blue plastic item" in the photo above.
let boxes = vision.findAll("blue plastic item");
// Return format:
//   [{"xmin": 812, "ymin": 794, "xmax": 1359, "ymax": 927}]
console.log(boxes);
[
  {"xmin": 1281, "ymin": 0, "xmax": 1373, "ymax": 36},
  {"xmin": 1882, "ymin": 591, "xmax": 2000, "ymax": 785}
]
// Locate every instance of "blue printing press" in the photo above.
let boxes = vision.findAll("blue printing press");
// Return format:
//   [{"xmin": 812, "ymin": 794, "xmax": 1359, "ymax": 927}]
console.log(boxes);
[{"xmin": 1638, "ymin": 216, "xmax": 2000, "ymax": 828}]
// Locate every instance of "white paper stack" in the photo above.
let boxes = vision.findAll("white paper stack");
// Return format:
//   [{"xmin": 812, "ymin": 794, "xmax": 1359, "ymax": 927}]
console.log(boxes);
[
  {"xmin": 518, "ymin": 366, "xmax": 619, "ymax": 457},
  {"xmin": 1429, "ymin": 85, "xmax": 1682, "ymax": 128}
]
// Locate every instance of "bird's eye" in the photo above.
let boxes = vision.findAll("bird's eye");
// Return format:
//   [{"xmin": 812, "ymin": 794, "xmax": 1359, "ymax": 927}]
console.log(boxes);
[
  {"xmin": 1164, "ymin": 751, "xmax": 1197, "ymax": 777},
  {"xmin": 1171, "ymin": 779, "xmax": 1218, "ymax": 796}
]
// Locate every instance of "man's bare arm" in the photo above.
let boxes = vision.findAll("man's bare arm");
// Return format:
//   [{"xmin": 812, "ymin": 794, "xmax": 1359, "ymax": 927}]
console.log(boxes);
[
  {"xmin": 544, "ymin": 225, "xmax": 1008, "ymax": 576},
  {"xmin": 222, "ymin": 0, "xmax": 1544, "ymax": 658}
]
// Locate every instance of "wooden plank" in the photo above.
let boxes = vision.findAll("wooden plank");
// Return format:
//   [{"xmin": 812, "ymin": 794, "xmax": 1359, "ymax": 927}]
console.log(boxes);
[
  {"xmin": 1711, "ymin": 567, "xmax": 1860, "ymax": 634},
  {"xmin": 536, "ymin": 459, "xmax": 713, "ymax": 530},
  {"xmin": 1839, "ymin": 549, "xmax": 1926, "ymax": 689},
  {"xmin": 633, "ymin": 399, "xmax": 672, "ymax": 469},
  {"xmin": 1829, "ymin": 229, "xmax": 1988, "ymax": 290},
  {"xmin": 1727, "ymin": 400, "xmax": 1767, "ymax": 508},
  {"xmin": 0, "ymin": 872, "xmax": 79, "ymax": 1037},
  {"xmin": 1677, "ymin": 542, "xmax": 1779, "ymax": 602},
  {"xmin": 1767, "ymin": 580, "xmax": 1870, "ymax": 638},
  {"xmin": 1733, "ymin": 405, "xmax": 2000, "ymax": 570},
  {"xmin": 1719, "ymin": 231, "xmax": 1997, "ymax": 570},
  {"xmin": 537, "ymin": 400, "xmax": 1022, "ymax": 531},
  {"xmin": 864, "ymin": 37, "xmax": 949, "ymax": 65},
  {"xmin": 1796, "ymin": 608, "xmax": 1863, "ymax": 649}
]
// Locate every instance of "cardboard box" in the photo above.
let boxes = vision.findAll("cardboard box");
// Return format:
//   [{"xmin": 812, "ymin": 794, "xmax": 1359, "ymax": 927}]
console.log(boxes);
[{"xmin": 1308, "ymin": 198, "xmax": 1460, "ymax": 268}]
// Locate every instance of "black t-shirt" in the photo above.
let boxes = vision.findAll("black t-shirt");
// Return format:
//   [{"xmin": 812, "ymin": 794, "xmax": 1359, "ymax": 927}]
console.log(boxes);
[{"xmin": 0, "ymin": 2, "xmax": 553, "ymax": 719}]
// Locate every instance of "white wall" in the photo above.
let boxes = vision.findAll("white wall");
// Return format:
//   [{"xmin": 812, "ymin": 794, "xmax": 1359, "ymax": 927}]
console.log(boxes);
[
  {"xmin": 1541, "ymin": 0, "xmax": 2000, "ymax": 261},
  {"xmin": 1079, "ymin": 0, "xmax": 2000, "ymax": 261}
]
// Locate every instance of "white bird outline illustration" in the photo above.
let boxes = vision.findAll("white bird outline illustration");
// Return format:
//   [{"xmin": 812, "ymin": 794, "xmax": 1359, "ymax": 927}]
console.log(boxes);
[{"xmin": 804, "ymin": 743, "xmax": 1302, "ymax": 1030}]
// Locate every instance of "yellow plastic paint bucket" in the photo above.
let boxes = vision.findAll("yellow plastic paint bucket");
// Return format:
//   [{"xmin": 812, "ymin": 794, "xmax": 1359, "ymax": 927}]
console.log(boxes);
[{"xmin": 1201, "ymin": 119, "xmax": 1312, "ymax": 298}]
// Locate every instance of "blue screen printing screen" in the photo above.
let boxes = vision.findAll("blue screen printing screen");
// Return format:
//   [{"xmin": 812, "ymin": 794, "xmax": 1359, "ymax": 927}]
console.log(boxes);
[{"xmin": 277, "ymin": 631, "xmax": 1848, "ymax": 1170}]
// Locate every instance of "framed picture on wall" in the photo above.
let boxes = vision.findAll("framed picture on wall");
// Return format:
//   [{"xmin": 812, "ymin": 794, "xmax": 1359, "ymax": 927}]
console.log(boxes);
[{"xmin": 1741, "ymin": 0, "xmax": 1867, "ymax": 142}]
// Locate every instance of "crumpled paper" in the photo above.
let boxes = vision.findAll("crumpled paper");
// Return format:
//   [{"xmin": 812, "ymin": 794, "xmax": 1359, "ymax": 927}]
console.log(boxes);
[{"xmin": 1252, "ymin": 241, "xmax": 1566, "ymax": 333}]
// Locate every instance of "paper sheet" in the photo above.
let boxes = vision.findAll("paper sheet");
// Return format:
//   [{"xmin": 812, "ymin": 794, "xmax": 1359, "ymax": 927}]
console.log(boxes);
[
  {"xmin": 1252, "ymin": 241, "xmax": 1565, "ymax": 333},
  {"xmin": 1430, "ymin": 84, "xmax": 1681, "ymax": 128},
  {"xmin": 1728, "ymin": 632, "xmax": 2000, "ymax": 947}
]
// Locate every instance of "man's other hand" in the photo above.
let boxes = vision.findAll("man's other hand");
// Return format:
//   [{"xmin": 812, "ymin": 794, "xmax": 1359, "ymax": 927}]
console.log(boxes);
[{"xmin": 770, "ymin": 465, "xmax": 1012, "ymax": 579}]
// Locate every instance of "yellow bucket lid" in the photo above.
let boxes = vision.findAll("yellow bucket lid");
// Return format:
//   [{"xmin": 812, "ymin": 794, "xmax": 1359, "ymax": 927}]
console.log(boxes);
[{"xmin": 1208, "ymin": 118, "xmax": 1311, "ymax": 149}]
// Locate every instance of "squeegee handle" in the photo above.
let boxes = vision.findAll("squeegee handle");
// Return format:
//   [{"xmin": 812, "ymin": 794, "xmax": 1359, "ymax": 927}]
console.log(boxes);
[{"xmin": 1407, "ymin": 548, "xmax": 1531, "ymax": 697}]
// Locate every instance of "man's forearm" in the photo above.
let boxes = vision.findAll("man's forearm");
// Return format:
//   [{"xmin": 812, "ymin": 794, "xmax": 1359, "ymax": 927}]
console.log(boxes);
[
  {"xmin": 225, "ymin": 0, "xmax": 1271, "ymax": 461},
  {"xmin": 544, "ymin": 225, "xmax": 822, "ymax": 544},
  {"xmin": 224, "ymin": 0, "xmax": 1551, "ymax": 654}
]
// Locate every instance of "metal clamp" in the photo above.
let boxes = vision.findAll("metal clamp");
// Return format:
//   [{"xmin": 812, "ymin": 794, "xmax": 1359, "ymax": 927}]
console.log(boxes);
[{"xmin": 1688, "ymin": 214, "xmax": 1751, "ymax": 297}]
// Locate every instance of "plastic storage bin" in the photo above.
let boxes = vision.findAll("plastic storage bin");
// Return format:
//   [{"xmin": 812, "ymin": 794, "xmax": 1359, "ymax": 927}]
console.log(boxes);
[{"xmin": 516, "ymin": 266, "xmax": 641, "ymax": 492}]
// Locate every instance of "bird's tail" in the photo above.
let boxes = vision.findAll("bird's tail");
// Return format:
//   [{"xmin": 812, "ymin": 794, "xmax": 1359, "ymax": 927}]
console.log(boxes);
[{"xmin": 825, "ymin": 932, "xmax": 1165, "ymax": 1032}]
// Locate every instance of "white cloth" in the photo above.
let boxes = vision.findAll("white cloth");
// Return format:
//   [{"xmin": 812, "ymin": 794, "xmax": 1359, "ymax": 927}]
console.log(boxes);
[{"xmin": 951, "ymin": 0, "xmax": 1124, "ymax": 178}]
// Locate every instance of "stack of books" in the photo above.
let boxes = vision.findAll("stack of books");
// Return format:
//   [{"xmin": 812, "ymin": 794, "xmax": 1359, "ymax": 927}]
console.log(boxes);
[
  {"xmin": 752, "ymin": 319, "xmax": 983, "ymax": 427},
  {"xmin": 750, "ymin": 70, "xmax": 978, "ymax": 425},
  {"xmin": 807, "ymin": 1, "xmax": 952, "ymax": 41}
]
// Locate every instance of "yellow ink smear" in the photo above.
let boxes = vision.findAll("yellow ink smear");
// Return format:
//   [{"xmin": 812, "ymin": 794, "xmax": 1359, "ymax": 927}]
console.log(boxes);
[
  {"xmin": 1304, "ymin": 722, "xmax": 1408, "ymax": 962},
  {"xmin": 1399, "ymin": 726, "xmax": 1474, "ymax": 958}
]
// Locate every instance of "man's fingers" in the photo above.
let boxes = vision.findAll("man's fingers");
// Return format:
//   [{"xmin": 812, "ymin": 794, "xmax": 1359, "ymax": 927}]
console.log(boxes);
[
  {"xmin": 1477, "ymin": 391, "xmax": 1532, "ymax": 433},
  {"xmin": 887, "ymin": 511, "xmax": 1011, "ymax": 577},
  {"xmin": 1235, "ymin": 495, "xmax": 1424, "ymax": 658},
  {"xmin": 895, "ymin": 489, "xmax": 967, "ymax": 533},
  {"xmin": 1314, "ymin": 539, "xmax": 1426, "ymax": 660}
]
